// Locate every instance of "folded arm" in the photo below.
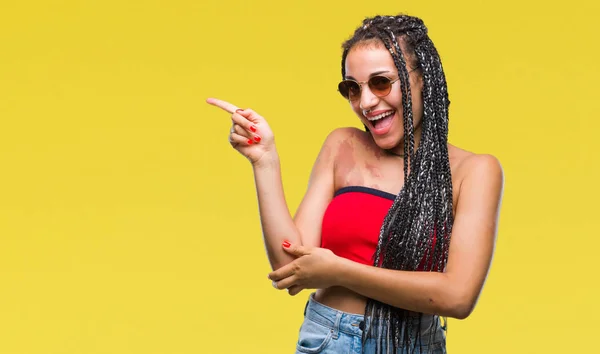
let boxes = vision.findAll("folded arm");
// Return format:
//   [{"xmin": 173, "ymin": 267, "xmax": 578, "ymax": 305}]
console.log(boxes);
[{"xmin": 270, "ymin": 154, "xmax": 504, "ymax": 319}]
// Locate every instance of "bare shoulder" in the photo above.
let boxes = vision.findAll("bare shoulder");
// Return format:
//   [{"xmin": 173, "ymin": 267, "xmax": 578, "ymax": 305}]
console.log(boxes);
[
  {"xmin": 321, "ymin": 126, "xmax": 365, "ymax": 145},
  {"xmin": 450, "ymin": 145, "xmax": 504, "ymax": 208},
  {"xmin": 318, "ymin": 126, "xmax": 369, "ymax": 156},
  {"xmin": 450, "ymin": 145, "xmax": 503, "ymax": 181},
  {"xmin": 462, "ymin": 152, "xmax": 503, "ymax": 185},
  {"xmin": 307, "ymin": 126, "xmax": 366, "ymax": 175}
]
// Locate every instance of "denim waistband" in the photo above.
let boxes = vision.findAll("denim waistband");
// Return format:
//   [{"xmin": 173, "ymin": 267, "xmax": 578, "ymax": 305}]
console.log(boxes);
[
  {"xmin": 303, "ymin": 293, "xmax": 446, "ymax": 342},
  {"xmin": 303, "ymin": 293, "xmax": 365, "ymax": 338}
]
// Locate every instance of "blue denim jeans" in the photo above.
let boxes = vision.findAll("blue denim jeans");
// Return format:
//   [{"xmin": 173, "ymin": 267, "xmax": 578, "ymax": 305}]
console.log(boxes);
[{"xmin": 295, "ymin": 293, "xmax": 447, "ymax": 354}]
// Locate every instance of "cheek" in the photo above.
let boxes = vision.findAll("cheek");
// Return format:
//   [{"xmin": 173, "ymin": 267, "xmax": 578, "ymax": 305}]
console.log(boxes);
[
  {"xmin": 385, "ymin": 93, "xmax": 404, "ymax": 115},
  {"xmin": 387, "ymin": 90, "xmax": 404, "ymax": 109}
]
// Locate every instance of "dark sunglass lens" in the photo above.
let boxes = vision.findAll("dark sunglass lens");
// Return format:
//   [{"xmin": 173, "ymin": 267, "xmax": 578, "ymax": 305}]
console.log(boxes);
[
  {"xmin": 337, "ymin": 82, "xmax": 349, "ymax": 99},
  {"xmin": 369, "ymin": 76, "xmax": 392, "ymax": 96},
  {"xmin": 338, "ymin": 81, "xmax": 360, "ymax": 100}
]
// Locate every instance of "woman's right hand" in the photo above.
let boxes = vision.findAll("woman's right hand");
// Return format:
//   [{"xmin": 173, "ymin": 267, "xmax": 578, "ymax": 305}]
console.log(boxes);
[{"xmin": 206, "ymin": 97, "xmax": 277, "ymax": 167}]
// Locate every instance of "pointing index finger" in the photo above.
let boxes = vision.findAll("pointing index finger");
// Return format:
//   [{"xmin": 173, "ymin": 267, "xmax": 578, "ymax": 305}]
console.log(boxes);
[{"xmin": 206, "ymin": 97, "xmax": 239, "ymax": 114}]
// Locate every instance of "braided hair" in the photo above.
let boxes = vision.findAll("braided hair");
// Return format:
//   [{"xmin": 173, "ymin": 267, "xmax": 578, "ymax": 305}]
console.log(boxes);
[{"xmin": 341, "ymin": 14, "xmax": 454, "ymax": 353}]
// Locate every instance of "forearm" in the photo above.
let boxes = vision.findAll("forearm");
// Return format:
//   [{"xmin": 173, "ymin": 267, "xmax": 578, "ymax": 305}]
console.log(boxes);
[
  {"xmin": 252, "ymin": 153, "xmax": 302, "ymax": 270},
  {"xmin": 336, "ymin": 258, "xmax": 472, "ymax": 319}
]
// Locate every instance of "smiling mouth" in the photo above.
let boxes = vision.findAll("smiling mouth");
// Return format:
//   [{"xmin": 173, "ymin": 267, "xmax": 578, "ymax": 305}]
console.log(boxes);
[{"xmin": 366, "ymin": 110, "xmax": 395, "ymax": 129}]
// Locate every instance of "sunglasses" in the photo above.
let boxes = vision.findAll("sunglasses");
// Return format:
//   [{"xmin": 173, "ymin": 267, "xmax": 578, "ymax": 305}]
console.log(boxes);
[
  {"xmin": 337, "ymin": 75, "xmax": 399, "ymax": 102},
  {"xmin": 338, "ymin": 68, "xmax": 419, "ymax": 102}
]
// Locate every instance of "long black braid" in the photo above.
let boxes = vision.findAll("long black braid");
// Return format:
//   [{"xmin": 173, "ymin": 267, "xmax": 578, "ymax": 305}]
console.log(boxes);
[{"xmin": 340, "ymin": 14, "xmax": 454, "ymax": 353}]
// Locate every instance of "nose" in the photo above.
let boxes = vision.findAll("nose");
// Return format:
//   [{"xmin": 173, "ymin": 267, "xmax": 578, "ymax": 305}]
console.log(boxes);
[{"xmin": 359, "ymin": 84, "xmax": 379, "ymax": 111}]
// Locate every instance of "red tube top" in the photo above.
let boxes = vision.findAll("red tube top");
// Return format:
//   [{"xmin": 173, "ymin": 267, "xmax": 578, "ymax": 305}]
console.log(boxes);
[
  {"xmin": 320, "ymin": 186, "xmax": 439, "ymax": 270},
  {"xmin": 320, "ymin": 186, "xmax": 396, "ymax": 266}
]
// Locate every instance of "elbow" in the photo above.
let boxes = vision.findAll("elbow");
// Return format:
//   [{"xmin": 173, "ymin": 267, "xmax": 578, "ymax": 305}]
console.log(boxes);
[
  {"xmin": 448, "ymin": 303, "xmax": 474, "ymax": 320},
  {"xmin": 445, "ymin": 292, "xmax": 477, "ymax": 320}
]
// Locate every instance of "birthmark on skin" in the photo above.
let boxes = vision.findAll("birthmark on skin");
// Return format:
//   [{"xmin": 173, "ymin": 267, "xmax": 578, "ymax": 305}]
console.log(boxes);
[
  {"xmin": 365, "ymin": 161, "xmax": 382, "ymax": 178},
  {"xmin": 354, "ymin": 130, "xmax": 384, "ymax": 160},
  {"xmin": 317, "ymin": 144, "xmax": 333, "ymax": 165},
  {"xmin": 336, "ymin": 137, "xmax": 363, "ymax": 186},
  {"xmin": 373, "ymin": 148, "xmax": 383, "ymax": 160}
]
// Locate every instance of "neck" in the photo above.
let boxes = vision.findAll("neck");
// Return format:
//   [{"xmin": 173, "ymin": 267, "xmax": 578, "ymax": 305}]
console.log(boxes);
[
  {"xmin": 385, "ymin": 149, "xmax": 405, "ymax": 158},
  {"xmin": 387, "ymin": 123, "xmax": 423, "ymax": 158}
]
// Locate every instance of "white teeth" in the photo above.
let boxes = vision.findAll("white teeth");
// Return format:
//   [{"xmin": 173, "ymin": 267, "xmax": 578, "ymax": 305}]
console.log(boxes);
[{"xmin": 366, "ymin": 111, "xmax": 394, "ymax": 121}]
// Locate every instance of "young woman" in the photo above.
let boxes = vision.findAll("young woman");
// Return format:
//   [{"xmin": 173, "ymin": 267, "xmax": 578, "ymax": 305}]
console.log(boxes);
[{"xmin": 207, "ymin": 13, "xmax": 504, "ymax": 354}]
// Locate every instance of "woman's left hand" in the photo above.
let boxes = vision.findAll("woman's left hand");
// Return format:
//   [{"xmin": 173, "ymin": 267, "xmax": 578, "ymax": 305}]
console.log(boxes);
[{"xmin": 268, "ymin": 242, "xmax": 342, "ymax": 296}]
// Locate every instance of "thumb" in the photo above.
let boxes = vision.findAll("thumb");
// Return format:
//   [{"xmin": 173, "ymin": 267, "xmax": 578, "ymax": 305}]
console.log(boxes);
[
  {"xmin": 282, "ymin": 241, "xmax": 308, "ymax": 257},
  {"xmin": 236, "ymin": 108, "xmax": 263, "ymax": 124}
]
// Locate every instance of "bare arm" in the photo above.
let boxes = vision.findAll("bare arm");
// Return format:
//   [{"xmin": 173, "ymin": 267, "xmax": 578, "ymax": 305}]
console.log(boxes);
[
  {"xmin": 207, "ymin": 96, "xmax": 345, "ymax": 271},
  {"xmin": 335, "ymin": 154, "xmax": 504, "ymax": 318},
  {"xmin": 253, "ymin": 128, "xmax": 345, "ymax": 270}
]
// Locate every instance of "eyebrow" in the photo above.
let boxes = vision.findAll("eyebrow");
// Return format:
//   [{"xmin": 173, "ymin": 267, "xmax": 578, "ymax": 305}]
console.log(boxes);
[{"xmin": 345, "ymin": 70, "xmax": 391, "ymax": 80}]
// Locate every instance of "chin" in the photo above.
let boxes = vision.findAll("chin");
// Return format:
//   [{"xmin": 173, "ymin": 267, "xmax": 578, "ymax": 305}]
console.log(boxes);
[{"xmin": 373, "ymin": 136, "xmax": 400, "ymax": 150}]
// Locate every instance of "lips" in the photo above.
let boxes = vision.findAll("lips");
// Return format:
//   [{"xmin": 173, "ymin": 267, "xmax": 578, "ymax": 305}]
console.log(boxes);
[
  {"xmin": 364, "ymin": 109, "xmax": 395, "ymax": 120},
  {"xmin": 366, "ymin": 110, "xmax": 395, "ymax": 123},
  {"xmin": 364, "ymin": 110, "xmax": 396, "ymax": 135}
]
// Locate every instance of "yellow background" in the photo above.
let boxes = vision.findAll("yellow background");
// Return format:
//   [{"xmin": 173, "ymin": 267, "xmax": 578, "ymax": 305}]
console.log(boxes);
[{"xmin": 1, "ymin": 0, "xmax": 598, "ymax": 353}]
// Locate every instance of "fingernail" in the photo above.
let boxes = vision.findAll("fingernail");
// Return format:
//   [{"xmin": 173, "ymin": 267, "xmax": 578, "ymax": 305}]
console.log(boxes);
[
  {"xmin": 235, "ymin": 109, "xmax": 244, "ymax": 113},
  {"xmin": 283, "ymin": 241, "xmax": 291, "ymax": 248},
  {"xmin": 250, "ymin": 125, "xmax": 257, "ymax": 132},
  {"xmin": 247, "ymin": 139, "xmax": 253, "ymax": 144},
  {"xmin": 254, "ymin": 135, "xmax": 261, "ymax": 143}
]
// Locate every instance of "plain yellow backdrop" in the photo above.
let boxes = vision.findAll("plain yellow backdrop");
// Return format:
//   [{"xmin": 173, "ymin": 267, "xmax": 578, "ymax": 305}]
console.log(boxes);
[{"xmin": 1, "ymin": 0, "xmax": 598, "ymax": 353}]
